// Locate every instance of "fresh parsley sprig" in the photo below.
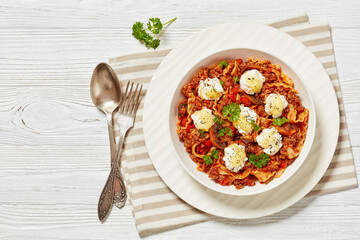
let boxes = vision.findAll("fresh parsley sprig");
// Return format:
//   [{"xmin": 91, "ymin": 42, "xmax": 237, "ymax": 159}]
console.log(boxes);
[
  {"xmin": 218, "ymin": 127, "xmax": 233, "ymax": 137},
  {"xmin": 132, "ymin": 17, "xmax": 177, "ymax": 49},
  {"xmin": 250, "ymin": 120, "xmax": 261, "ymax": 132},
  {"xmin": 234, "ymin": 76, "xmax": 239, "ymax": 83},
  {"xmin": 218, "ymin": 60, "xmax": 228, "ymax": 67},
  {"xmin": 198, "ymin": 129, "xmax": 205, "ymax": 138},
  {"xmin": 214, "ymin": 115, "xmax": 224, "ymax": 125},
  {"xmin": 222, "ymin": 103, "xmax": 241, "ymax": 122},
  {"xmin": 202, "ymin": 149, "xmax": 219, "ymax": 166},
  {"xmin": 211, "ymin": 149, "xmax": 219, "ymax": 159},
  {"xmin": 203, "ymin": 155, "xmax": 213, "ymax": 165},
  {"xmin": 273, "ymin": 117, "xmax": 289, "ymax": 126},
  {"xmin": 249, "ymin": 153, "xmax": 270, "ymax": 168}
]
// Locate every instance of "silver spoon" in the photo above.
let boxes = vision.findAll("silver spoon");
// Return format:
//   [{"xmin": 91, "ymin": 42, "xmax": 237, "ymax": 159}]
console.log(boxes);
[{"xmin": 90, "ymin": 63, "xmax": 126, "ymax": 221}]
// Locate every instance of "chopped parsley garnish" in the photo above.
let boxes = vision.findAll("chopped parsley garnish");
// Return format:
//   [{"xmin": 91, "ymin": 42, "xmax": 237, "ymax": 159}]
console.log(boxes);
[
  {"xmin": 218, "ymin": 128, "xmax": 226, "ymax": 136},
  {"xmin": 218, "ymin": 60, "xmax": 228, "ymax": 67},
  {"xmin": 222, "ymin": 103, "xmax": 241, "ymax": 122},
  {"xmin": 254, "ymin": 125, "xmax": 261, "ymax": 132},
  {"xmin": 220, "ymin": 80, "xmax": 224, "ymax": 86},
  {"xmin": 203, "ymin": 155, "xmax": 213, "ymax": 165},
  {"xmin": 250, "ymin": 120, "xmax": 261, "ymax": 132},
  {"xmin": 211, "ymin": 149, "xmax": 219, "ymax": 159},
  {"xmin": 273, "ymin": 117, "xmax": 289, "ymax": 126},
  {"xmin": 234, "ymin": 76, "xmax": 239, "ymax": 83},
  {"xmin": 249, "ymin": 153, "xmax": 270, "ymax": 168},
  {"xmin": 218, "ymin": 127, "xmax": 233, "ymax": 137},
  {"xmin": 214, "ymin": 115, "xmax": 224, "ymax": 125},
  {"xmin": 198, "ymin": 129, "xmax": 205, "ymax": 137},
  {"xmin": 132, "ymin": 17, "xmax": 177, "ymax": 49},
  {"xmin": 203, "ymin": 149, "xmax": 219, "ymax": 165}
]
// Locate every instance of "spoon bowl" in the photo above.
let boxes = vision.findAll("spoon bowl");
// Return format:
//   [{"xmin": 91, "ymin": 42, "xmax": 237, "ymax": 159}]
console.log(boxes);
[{"xmin": 90, "ymin": 63, "xmax": 122, "ymax": 114}]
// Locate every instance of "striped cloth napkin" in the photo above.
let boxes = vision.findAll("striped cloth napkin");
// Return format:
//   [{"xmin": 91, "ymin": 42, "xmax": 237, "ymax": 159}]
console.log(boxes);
[{"xmin": 110, "ymin": 14, "xmax": 358, "ymax": 237}]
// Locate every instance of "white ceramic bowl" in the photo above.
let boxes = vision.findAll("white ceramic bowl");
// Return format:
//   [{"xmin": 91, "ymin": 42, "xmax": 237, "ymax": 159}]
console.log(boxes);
[{"xmin": 168, "ymin": 48, "xmax": 316, "ymax": 196}]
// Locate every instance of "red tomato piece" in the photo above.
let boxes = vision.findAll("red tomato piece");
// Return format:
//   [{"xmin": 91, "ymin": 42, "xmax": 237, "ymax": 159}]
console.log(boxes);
[
  {"xmin": 181, "ymin": 117, "xmax": 188, "ymax": 126},
  {"xmin": 228, "ymin": 93, "xmax": 236, "ymax": 102},
  {"xmin": 280, "ymin": 161, "xmax": 287, "ymax": 168},
  {"xmin": 236, "ymin": 59, "xmax": 243, "ymax": 65},
  {"xmin": 240, "ymin": 96, "xmax": 251, "ymax": 106},
  {"xmin": 220, "ymin": 178, "xmax": 229, "ymax": 186},
  {"xmin": 232, "ymin": 85, "xmax": 240, "ymax": 94},
  {"xmin": 186, "ymin": 124, "xmax": 195, "ymax": 133},
  {"xmin": 198, "ymin": 145, "xmax": 206, "ymax": 154},
  {"xmin": 204, "ymin": 140, "xmax": 212, "ymax": 148}
]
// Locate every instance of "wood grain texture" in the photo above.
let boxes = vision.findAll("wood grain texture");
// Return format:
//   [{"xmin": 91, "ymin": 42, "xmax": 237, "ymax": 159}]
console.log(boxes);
[{"xmin": 0, "ymin": 0, "xmax": 359, "ymax": 239}]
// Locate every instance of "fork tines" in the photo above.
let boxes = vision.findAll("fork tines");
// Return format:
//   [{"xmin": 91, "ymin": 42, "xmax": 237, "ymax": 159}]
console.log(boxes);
[{"xmin": 119, "ymin": 82, "xmax": 143, "ymax": 115}]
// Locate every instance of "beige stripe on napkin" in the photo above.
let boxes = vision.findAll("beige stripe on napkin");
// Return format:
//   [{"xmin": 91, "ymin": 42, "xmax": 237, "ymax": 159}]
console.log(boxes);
[{"xmin": 110, "ymin": 14, "xmax": 357, "ymax": 237}]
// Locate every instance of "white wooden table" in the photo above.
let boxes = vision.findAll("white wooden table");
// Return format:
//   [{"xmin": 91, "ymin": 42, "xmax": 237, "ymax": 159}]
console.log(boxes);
[{"xmin": 1, "ymin": 1, "xmax": 359, "ymax": 239}]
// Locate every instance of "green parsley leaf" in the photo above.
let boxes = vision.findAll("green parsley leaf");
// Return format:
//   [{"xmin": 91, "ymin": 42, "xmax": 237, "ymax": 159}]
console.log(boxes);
[
  {"xmin": 218, "ymin": 127, "xmax": 233, "ymax": 137},
  {"xmin": 250, "ymin": 120, "xmax": 261, "ymax": 132},
  {"xmin": 211, "ymin": 149, "xmax": 219, "ymax": 159},
  {"xmin": 198, "ymin": 129, "xmax": 205, "ymax": 138},
  {"xmin": 218, "ymin": 60, "xmax": 228, "ymax": 67},
  {"xmin": 273, "ymin": 117, "xmax": 289, "ymax": 126},
  {"xmin": 147, "ymin": 18, "xmax": 163, "ymax": 34},
  {"xmin": 259, "ymin": 153, "xmax": 270, "ymax": 166},
  {"xmin": 222, "ymin": 103, "xmax": 241, "ymax": 122},
  {"xmin": 203, "ymin": 155, "xmax": 213, "ymax": 165},
  {"xmin": 250, "ymin": 119, "xmax": 255, "ymax": 127},
  {"xmin": 132, "ymin": 22, "xmax": 147, "ymax": 41},
  {"xmin": 249, "ymin": 153, "xmax": 270, "ymax": 168},
  {"xmin": 234, "ymin": 76, "xmax": 239, "ymax": 83},
  {"xmin": 220, "ymin": 80, "xmax": 224, "ymax": 86},
  {"xmin": 218, "ymin": 128, "xmax": 226, "ymax": 137},
  {"xmin": 148, "ymin": 38, "xmax": 160, "ymax": 49},
  {"xmin": 254, "ymin": 125, "xmax": 261, "ymax": 132},
  {"xmin": 226, "ymin": 128, "xmax": 233, "ymax": 137},
  {"xmin": 214, "ymin": 115, "xmax": 224, "ymax": 125},
  {"xmin": 132, "ymin": 17, "xmax": 177, "ymax": 50}
]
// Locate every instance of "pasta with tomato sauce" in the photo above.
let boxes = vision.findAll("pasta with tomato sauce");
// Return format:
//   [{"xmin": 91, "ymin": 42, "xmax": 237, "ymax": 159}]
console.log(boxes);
[{"xmin": 176, "ymin": 58, "xmax": 309, "ymax": 189}]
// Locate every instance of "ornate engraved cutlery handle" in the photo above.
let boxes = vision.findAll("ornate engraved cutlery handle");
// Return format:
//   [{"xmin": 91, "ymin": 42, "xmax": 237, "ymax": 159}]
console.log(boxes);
[
  {"xmin": 98, "ymin": 131, "xmax": 127, "ymax": 221},
  {"xmin": 97, "ymin": 159, "xmax": 117, "ymax": 222},
  {"xmin": 114, "ymin": 168, "xmax": 127, "ymax": 208},
  {"xmin": 107, "ymin": 113, "xmax": 126, "ymax": 209}
]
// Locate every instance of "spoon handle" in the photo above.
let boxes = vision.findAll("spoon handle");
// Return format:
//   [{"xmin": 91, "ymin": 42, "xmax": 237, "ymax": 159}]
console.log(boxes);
[
  {"xmin": 97, "ymin": 156, "xmax": 117, "ymax": 222},
  {"xmin": 106, "ymin": 113, "xmax": 125, "ymax": 209},
  {"xmin": 106, "ymin": 113, "xmax": 116, "ymax": 161}
]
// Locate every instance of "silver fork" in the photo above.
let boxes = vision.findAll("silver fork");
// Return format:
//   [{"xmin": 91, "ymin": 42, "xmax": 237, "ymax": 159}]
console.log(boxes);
[{"xmin": 98, "ymin": 82, "xmax": 143, "ymax": 222}]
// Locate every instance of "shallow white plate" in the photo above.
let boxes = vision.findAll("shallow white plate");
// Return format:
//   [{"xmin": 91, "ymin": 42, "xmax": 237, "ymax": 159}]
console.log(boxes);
[
  {"xmin": 168, "ymin": 48, "xmax": 316, "ymax": 196},
  {"xmin": 143, "ymin": 23, "xmax": 339, "ymax": 219}
]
